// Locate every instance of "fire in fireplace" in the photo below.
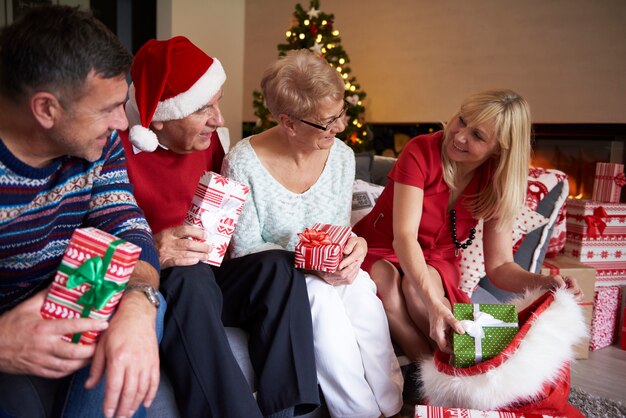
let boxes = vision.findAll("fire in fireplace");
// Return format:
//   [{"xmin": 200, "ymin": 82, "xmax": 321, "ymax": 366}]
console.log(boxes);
[{"xmin": 531, "ymin": 124, "xmax": 626, "ymax": 201}]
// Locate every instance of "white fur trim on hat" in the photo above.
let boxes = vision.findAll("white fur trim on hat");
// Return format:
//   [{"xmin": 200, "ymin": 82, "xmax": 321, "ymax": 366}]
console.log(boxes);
[
  {"xmin": 152, "ymin": 58, "xmax": 226, "ymax": 122},
  {"xmin": 125, "ymin": 93, "xmax": 159, "ymax": 153},
  {"xmin": 421, "ymin": 288, "xmax": 587, "ymax": 410}
]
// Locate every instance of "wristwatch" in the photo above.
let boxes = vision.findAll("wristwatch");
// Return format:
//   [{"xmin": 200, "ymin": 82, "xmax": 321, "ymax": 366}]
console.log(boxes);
[{"xmin": 125, "ymin": 284, "xmax": 160, "ymax": 308}]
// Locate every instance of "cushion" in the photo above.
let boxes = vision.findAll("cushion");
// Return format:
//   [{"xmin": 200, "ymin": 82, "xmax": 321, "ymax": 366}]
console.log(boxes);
[
  {"xmin": 370, "ymin": 155, "xmax": 397, "ymax": 186},
  {"xmin": 355, "ymin": 153, "xmax": 374, "ymax": 183},
  {"xmin": 351, "ymin": 180, "xmax": 384, "ymax": 226},
  {"xmin": 526, "ymin": 168, "xmax": 569, "ymax": 258},
  {"xmin": 458, "ymin": 207, "xmax": 549, "ymax": 297}
]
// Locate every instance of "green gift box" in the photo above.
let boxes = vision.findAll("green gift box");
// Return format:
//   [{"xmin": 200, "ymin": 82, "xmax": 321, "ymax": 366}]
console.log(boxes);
[{"xmin": 452, "ymin": 303, "xmax": 519, "ymax": 368}]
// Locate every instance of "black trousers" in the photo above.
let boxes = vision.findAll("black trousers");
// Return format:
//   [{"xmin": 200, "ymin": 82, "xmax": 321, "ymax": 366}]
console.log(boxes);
[
  {"xmin": 159, "ymin": 250, "xmax": 319, "ymax": 418},
  {"xmin": 0, "ymin": 374, "xmax": 70, "ymax": 418}
]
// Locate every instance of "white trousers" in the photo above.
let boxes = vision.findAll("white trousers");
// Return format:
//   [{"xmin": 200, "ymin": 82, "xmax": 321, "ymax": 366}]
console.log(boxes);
[{"xmin": 305, "ymin": 269, "xmax": 403, "ymax": 418}]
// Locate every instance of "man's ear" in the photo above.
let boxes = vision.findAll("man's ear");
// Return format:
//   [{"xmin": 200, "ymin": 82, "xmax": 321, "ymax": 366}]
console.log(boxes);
[
  {"xmin": 30, "ymin": 92, "xmax": 62, "ymax": 129},
  {"xmin": 278, "ymin": 114, "xmax": 297, "ymax": 136},
  {"xmin": 151, "ymin": 121, "xmax": 164, "ymax": 131}
]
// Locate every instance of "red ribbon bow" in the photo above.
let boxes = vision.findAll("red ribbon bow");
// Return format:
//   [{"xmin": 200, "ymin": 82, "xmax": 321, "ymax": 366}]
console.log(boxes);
[
  {"xmin": 584, "ymin": 206, "xmax": 608, "ymax": 238},
  {"xmin": 298, "ymin": 228, "xmax": 332, "ymax": 247},
  {"xmin": 614, "ymin": 172, "xmax": 626, "ymax": 188}
]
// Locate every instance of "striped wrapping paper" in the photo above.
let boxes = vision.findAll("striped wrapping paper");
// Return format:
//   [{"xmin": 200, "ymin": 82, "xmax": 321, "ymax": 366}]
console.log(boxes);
[
  {"xmin": 294, "ymin": 223, "xmax": 352, "ymax": 273},
  {"xmin": 563, "ymin": 198, "xmax": 626, "ymax": 286},
  {"xmin": 414, "ymin": 405, "xmax": 554, "ymax": 418},
  {"xmin": 184, "ymin": 171, "xmax": 249, "ymax": 266},
  {"xmin": 40, "ymin": 227, "xmax": 141, "ymax": 344},
  {"xmin": 592, "ymin": 162, "xmax": 626, "ymax": 203}
]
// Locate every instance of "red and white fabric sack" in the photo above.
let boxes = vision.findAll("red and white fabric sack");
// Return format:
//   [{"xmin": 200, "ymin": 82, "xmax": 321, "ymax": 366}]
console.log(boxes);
[{"xmin": 421, "ymin": 288, "xmax": 587, "ymax": 418}]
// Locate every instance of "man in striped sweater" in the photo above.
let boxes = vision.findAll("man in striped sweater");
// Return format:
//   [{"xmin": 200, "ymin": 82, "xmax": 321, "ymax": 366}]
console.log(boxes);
[{"xmin": 0, "ymin": 6, "xmax": 162, "ymax": 418}]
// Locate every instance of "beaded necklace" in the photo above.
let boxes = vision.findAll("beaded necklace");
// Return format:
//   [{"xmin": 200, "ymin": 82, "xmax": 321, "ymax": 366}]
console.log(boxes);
[{"xmin": 449, "ymin": 209, "xmax": 476, "ymax": 254}]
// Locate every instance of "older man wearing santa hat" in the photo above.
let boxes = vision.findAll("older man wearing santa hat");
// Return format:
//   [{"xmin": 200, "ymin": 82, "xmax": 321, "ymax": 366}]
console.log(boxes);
[{"xmin": 120, "ymin": 36, "xmax": 320, "ymax": 418}]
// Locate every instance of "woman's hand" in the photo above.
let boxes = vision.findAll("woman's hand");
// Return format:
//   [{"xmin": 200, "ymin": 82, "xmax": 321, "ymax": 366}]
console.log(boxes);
[
  {"xmin": 339, "ymin": 236, "xmax": 367, "ymax": 270},
  {"xmin": 153, "ymin": 225, "xmax": 212, "ymax": 269},
  {"xmin": 540, "ymin": 274, "xmax": 584, "ymax": 301},
  {"xmin": 315, "ymin": 236, "xmax": 366, "ymax": 286},
  {"xmin": 427, "ymin": 299, "xmax": 465, "ymax": 354}
]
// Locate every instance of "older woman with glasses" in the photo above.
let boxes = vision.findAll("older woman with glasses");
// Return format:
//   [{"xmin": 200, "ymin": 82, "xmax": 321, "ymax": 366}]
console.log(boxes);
[{"xmin": 223, "ymin": 49, "xmax": 403, "ymax": 418}]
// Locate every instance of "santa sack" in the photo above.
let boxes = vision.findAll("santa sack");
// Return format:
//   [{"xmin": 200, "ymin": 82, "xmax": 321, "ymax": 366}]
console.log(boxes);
[{"xmin": 421, "ymin": 288, "xmax": 587, "ymax": 417}]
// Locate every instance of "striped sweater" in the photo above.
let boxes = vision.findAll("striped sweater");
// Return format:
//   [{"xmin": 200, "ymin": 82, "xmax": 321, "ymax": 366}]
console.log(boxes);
[{"xmin": 0, "ymin": 132, "xmax": 159, "ymax": 313}]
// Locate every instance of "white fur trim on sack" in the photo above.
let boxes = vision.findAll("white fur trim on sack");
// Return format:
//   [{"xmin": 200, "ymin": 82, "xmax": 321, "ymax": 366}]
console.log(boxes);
[
  {"xmin": 152, "ymin": 58, "xmax": 225, "ymax": 122},
  {"xmin": 421, "ymin": 288, "xmax": 587, "ymax": 410}
]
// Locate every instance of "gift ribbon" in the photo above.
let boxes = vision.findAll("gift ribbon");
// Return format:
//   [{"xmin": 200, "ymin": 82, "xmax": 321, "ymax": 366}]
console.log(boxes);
[
  {"xmin": 297, "ymin": 228, "xmax": 332, "ymax": 247},
  {"xmin": 58, "ymin": 239, "xmax": 127, "ymax": 343},
  {"xmin": 459, "ymin": 304, "xmax": 517, "ymax": 363},
  {"xmin": 614, "ymin": 172, "xmax": 626, "ymax": 188},
  {"xmin": 584, "ymin": 206, "xmax": 608, "ymax": 238},
  {"xmin": 199, "ymin": 192, "xmax": 241, "ymax": 235}
]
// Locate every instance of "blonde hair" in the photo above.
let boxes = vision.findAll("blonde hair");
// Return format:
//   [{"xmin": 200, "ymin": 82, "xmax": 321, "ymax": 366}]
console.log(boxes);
[
  {"xmin": 260, "ymin": 49, "xmax": 344, "ymax": 120},
  {"xmin": 441, "ymin": 89, "xmax": 531, "ymax": 230}
]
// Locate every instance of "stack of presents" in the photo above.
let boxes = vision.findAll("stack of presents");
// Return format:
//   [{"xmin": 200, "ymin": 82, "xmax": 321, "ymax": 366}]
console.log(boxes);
[{"xmin": 561, "ymin": 162, "xmax": 626, "ymax": 355}]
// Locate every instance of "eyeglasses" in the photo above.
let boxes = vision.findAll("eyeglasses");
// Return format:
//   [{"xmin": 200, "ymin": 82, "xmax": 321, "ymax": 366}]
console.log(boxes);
[{"xmin": 297, "ymin": 100, "xmax": 349, "ymax": 132}]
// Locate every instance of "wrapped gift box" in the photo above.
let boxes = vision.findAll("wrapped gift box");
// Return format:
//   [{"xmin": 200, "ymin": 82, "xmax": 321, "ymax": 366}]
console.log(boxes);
[
  {"xmin": 452, "ymin": 303, "xmax": 518, "ymax": 368},
  {"xmin": 540, "ymin": 254, "xmax": 595, "ymax": 359},
  {"xmin": 592, "ymin": 162, "xmax": 625, "ymax": 203},
  {"xmin": 294, "ymin": 223, "xmax": 352, "ymax": 273},
  {"xmin": 618, "ymin": 287, "xmax": 626, "ymax": 350},
  {"xmin": 589, "ymin": 286, "xmax": 621, "ymax": 351},
  {"xmin": 40, "ymin": 227, "xmax": 141, "ymax": 344},
  {"xmin": 414, "ymin": 405, "xmax": 554, "ymax": 418},
  {"xmin": 563, "ymin": 198, "xmax": 626, "ymax": 286},
  {"xmin": 184, "ymin": 171, "xmax": 249, "ymax": 266}
]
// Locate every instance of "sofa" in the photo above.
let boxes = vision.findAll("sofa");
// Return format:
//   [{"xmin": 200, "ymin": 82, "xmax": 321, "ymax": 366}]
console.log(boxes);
[{"xmin": 148, "ymin": 153, "xmax": 569, "ymax": 418}]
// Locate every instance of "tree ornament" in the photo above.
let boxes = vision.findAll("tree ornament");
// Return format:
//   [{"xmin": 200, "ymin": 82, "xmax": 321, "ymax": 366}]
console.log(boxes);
[
  {"xmin": 310, "ymin": 42, "xmax": 324, "ymax": 55},
  {"xmin": 307, "ymin": 7, "xmax": 320, "ymax": 18}
]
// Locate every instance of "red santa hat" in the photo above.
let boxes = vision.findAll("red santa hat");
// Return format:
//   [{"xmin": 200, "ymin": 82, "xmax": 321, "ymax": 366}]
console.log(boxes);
[{"xmin": 127, "ymin": 36, "xmax": 226, "ymax": 152}]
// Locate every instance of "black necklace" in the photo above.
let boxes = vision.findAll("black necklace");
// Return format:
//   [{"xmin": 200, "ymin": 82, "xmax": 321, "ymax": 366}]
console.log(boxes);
[{"xmin": 449, "ymin": 209, "xmax": 476, "ymax": 250}]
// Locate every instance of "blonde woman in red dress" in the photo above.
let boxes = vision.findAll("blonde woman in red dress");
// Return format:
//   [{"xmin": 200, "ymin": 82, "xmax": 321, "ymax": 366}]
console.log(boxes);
[{"xmin": 353, "ymin": 89, "xmax": 582, "ymax": 361}]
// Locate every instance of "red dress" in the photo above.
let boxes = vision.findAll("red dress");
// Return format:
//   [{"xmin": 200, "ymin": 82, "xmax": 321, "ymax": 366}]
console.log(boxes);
[{"xmin": 353, "ymin": 131, "xmax": 491, "ymax": 305}]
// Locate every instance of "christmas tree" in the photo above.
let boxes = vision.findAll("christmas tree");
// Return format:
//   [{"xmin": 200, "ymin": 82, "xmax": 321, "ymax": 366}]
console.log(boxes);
[{"xmin": 252, "ymin": 0, "xmax": 372, "ymax": 152}]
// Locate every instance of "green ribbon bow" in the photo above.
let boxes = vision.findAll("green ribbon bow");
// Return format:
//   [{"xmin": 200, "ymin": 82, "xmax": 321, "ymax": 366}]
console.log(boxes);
[{"xmin": 58, "ymin": 239, "xmax": 127, "ymax": 343}]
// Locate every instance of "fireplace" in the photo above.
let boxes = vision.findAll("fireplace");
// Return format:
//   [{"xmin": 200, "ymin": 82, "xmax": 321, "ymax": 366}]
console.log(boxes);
[{"xmin": 531, "ymin": 124, "xmax": 626, "ymax": 201}]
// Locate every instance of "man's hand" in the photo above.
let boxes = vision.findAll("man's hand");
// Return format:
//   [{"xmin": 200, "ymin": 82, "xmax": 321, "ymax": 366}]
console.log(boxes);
[
  {"xmin": 154, "ymin": 224, "xmax": 211, "ymax": 268},
  {"xmin": 0, "ymin": 290, "xmax": 107, "ymax": 378},
  {"xmin": 84, "ymin": 261, "xmax": 160, "ymax": 418}
]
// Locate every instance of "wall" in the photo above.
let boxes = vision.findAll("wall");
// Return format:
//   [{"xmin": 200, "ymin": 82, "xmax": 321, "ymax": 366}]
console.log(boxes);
[
  {"xmin": 1, "ymin": 0, "xmax": 90, "ymax": 25},
  {"xmin": 158, "ymin": 0, "xmax": 245, "ymax": 140},
  {"xmin": 244, "ymin": 0, "xmax": 626, "ymax": 125}
]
